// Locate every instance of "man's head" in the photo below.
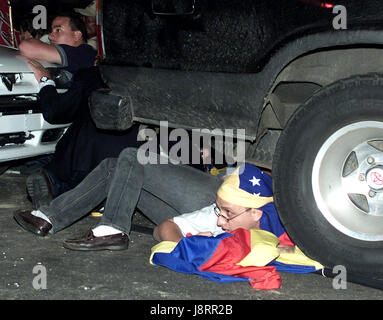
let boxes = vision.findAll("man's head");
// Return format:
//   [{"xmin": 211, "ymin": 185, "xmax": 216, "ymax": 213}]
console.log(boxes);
[
  {"xmin": 49, "ymin": 13, "xmax": 88, "ymax": 46},
  {"xmin": 74, "ymin": 0, "xmax": 97, "ymax": 38},
  {"xmin": 215, "ymin": 163, "xmax": 274, "ymax": 233},
  {"xmin": 214, "ymin": 196, "xmax": 263, "ymax": 233}
]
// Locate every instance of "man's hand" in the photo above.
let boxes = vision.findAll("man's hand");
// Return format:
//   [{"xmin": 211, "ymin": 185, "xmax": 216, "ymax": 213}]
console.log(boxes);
[
  {"xmin": 196, "ymin": 231, "xmax": 213, "ymax": 237},
  {"xmin": 27, "ymin": 59, "xmax": 51, "ymax": 82},
  {"xmin": 277, "ymin": 244, "xmax": 295, "ymax": 254}
]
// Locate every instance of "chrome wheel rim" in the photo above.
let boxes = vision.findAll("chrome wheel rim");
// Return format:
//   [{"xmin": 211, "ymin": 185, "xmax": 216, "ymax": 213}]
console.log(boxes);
[{"xmin": 312, "ymin": 121, "xmax": 383, "ymax": 241}]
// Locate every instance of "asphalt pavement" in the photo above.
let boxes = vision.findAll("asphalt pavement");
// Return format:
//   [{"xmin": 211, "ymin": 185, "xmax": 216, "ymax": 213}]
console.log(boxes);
[{"xmin": 1, "ymin": 165, "xmax": 383, "ymax": 306}]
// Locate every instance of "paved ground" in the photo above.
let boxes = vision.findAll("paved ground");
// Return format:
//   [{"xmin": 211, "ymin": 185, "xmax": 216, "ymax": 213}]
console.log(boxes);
[{"xmin": 1, "ymin": 165, "xmax": 383, "ymax": 305}]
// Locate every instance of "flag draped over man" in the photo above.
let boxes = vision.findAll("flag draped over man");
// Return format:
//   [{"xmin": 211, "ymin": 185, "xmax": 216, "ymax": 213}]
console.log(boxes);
[{"xmin": 150, "ymin": 163, "xmax": 323, "ymax": 290}]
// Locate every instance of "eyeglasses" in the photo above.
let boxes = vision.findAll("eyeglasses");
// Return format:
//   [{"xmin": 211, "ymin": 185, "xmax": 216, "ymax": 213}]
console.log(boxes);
[{"xmin": 213, "ymin": 203, "xmax": 251, "ymax": 223}]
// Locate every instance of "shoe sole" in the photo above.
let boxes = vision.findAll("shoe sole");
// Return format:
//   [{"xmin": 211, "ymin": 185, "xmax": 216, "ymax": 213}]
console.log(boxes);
[
  {"xmin": 62, "ymin": 242, "xmax": 129, "ymax": 251},
  {"xmin": 26, "ymin": 173, "xmax": 52, "ymax": 209}
]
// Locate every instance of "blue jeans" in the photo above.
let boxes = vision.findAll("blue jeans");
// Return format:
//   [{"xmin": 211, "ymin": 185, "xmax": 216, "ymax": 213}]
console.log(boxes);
[
  {"xmin": 39, "ymin": 148, "xmax": 222, "ymax": 235},
  {"xmin": 42, "ymin": 167, "xmax": 88, "ymax": 198}
]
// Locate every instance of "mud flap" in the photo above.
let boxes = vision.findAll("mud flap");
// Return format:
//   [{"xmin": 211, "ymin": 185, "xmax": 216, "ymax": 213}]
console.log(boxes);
[{"xmin": 89, "ymin": 89, "xmax": 133, "ymax": 131}]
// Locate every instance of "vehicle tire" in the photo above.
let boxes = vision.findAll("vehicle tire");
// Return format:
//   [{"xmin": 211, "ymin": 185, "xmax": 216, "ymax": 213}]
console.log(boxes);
[
  {"xmin": 272, "ymin": 74, "xmax": 383, "ymax": 275},
  {"xmin": 245, "ymin": 129, "xmax": 281, "ymax": 169}
]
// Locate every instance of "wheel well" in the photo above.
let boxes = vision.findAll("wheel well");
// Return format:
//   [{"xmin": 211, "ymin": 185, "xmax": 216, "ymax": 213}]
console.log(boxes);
[
  {"xmin": 247, "ymin": 46, "xmax": 383, "ymax": 168},
  {"xmin": 263, "ymin": 46, "xmax": 383, "ymax": 130}
]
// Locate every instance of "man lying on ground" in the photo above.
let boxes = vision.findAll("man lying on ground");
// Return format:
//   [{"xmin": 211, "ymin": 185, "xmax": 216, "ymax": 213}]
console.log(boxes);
[
  {"xmin": 151, "ymin": 163, "xmax": 322, "ymax": 289},
  {"xmin": 153, "ymin": 162, "xmax": 295, "ymax": 253}
]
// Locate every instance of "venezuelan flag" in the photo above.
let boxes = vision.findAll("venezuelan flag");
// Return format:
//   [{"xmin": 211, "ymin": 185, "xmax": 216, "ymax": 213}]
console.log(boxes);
[{"xmin": 150, "ymin": 229, "xmax": 323, "ymax": 290}]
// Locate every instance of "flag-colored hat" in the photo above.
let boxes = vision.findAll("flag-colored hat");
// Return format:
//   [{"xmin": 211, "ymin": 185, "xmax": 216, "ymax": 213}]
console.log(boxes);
[{"xmin": 217, "ymin": 163, "xmax": 273, "ymax": 208}]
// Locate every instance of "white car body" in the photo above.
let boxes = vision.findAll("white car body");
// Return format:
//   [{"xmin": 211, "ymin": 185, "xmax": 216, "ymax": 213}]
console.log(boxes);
[{"xmin": 0, "ymin": 45, "xmax": 69, "ymax": 163}]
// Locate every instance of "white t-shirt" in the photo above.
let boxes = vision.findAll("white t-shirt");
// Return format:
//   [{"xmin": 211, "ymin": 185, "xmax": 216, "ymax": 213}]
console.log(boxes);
[{"xmin": 173, "ymin": 204, "xmax": 225, "ymax": 237}]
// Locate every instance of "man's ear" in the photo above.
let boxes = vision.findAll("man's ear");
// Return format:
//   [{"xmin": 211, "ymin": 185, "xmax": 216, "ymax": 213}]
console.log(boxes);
[
  {"xmin": 250, "ymin": 208, "xmax": 263, "ymax": 222},
  {"xmin": 73, "ymin": 30, "xmax": 83, "ymax": 42}
]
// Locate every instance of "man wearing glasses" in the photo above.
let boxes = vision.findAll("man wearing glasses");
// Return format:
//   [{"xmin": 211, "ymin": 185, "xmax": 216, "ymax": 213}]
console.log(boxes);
[
  {"xmin": 151, "ymin": 163, "xmax": 322, "ymax": 290},
  {"xmin": 153, "ymin": 163, "xmax": 295, "ymax": 253}
]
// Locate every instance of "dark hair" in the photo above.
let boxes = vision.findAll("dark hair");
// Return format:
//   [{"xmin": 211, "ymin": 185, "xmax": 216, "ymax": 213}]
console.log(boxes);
[{"xmin": 54, "ymin": 12, "xmax": 88, "ymax": 42}]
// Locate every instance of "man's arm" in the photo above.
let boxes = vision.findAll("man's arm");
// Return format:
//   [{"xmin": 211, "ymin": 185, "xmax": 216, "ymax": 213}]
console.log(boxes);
[
  {"xmin": 19, "ymin": 39, "xmax": 62, "ymax": 64},
  {"xmin": 153, "ymin": 220, "xmax": 214, "ymax": 242},
  {"xmin": 153, "ymin": 218, "xmax": 184, "ymax": 242},
  {"xmin": 154, "ymin": 204, "xmax": 221, "ymax": 242},
  {"xmin": 27, "ymin": 59, "xmax": 83, "ymax": 124}
]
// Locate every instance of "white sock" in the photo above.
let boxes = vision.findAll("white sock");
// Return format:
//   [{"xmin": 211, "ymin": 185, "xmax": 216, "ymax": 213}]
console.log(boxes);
[
  {"xmin": 92, "ymin": 225, "xmax": 123, "ymax": 237},
  {"xmin": 30, "ymin": 210, "xmax": 52, "ymax": 224}
]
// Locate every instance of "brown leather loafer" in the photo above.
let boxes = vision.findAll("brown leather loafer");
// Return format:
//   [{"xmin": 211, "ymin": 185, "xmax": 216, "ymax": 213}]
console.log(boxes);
[
  {"xmin": 13, "ymin": 210, "xmax": 52, "ymax": 236},
  {"xmin": 63, "ymin": 229, "xmax": 129, "ymax": 251}
]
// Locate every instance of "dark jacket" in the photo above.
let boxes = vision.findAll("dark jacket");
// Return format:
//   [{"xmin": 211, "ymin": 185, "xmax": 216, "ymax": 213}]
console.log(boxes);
[{"xmin": 39, "ymin": 66, "xmax": 142, "ymax": 190}]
